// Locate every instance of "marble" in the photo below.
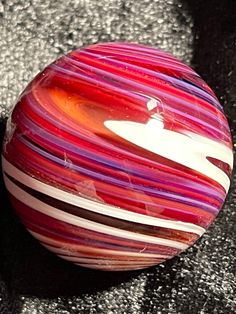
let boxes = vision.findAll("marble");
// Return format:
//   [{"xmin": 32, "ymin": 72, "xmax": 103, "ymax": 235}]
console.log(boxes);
[{"xmin": 2, "ymin": 42, "xmax": 233, "ymax": 271}]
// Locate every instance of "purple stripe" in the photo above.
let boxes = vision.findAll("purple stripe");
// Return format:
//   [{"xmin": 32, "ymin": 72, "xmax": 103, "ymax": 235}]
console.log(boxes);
[
  {"xmin": 18, "ymin": 134, "xmax": 219, "ymax": 214},
  {"xmin": 80, "ymin": 50, "xmax": 222, "ymax": 111},
  {"xmin": 51, "ymin": 61, "xmax": 228, "ymax": 140},
  {"xmin": 16, "ymin": 108, "xmax": 224, "ymax": 202},
  {"xmin": 85, "ymin": 47, "xmax": 194, "ymax": 74}
]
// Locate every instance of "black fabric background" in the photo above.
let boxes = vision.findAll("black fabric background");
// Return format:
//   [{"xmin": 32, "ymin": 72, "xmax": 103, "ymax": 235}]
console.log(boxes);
[{"xmin": 0, "ymin": 1, "xmax": 235, "ymax": 313}]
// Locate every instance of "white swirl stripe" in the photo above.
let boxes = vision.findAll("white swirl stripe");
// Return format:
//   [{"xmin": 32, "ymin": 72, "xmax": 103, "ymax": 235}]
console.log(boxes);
[
  {"xmin": 104, "ymin": 118, "xmax": 233, "ymax": 191},
  {"xmin": 2, "ymin": 156, "xmax": 205, "ymax": 236},
  {"xmin": 4, "ymin": 174, "xmax": 188, "ymax": 250}
]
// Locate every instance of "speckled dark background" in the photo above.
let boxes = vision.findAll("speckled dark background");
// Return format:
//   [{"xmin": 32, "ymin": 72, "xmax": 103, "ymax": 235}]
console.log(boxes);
[{"xmin": 0, "ymin": 0, "xmax": 235, "ymax": 313}]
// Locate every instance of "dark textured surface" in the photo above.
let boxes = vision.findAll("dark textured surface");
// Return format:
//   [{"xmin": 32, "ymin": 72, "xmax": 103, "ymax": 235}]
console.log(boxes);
[{"xmin": 0, "ymin": 0, "xmax": 235, "ymax": 313}]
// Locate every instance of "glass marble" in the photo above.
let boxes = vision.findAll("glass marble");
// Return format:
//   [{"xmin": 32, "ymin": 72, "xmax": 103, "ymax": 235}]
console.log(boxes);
[{"xmin": 2, "ymin": 42, "xmax": 233, "ymax": 271}]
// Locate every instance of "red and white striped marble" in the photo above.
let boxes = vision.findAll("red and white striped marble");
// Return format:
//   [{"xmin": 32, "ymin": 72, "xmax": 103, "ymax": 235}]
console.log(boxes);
[{"xmin": 2, "ymin": 42, "xmax": 233, "ymax": 271}]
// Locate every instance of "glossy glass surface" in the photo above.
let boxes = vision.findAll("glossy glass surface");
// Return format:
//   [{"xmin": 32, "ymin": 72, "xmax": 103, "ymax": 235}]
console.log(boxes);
[{"xmin": 2, "ymin": 43, "xmax": 233, "ymax": 271}]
